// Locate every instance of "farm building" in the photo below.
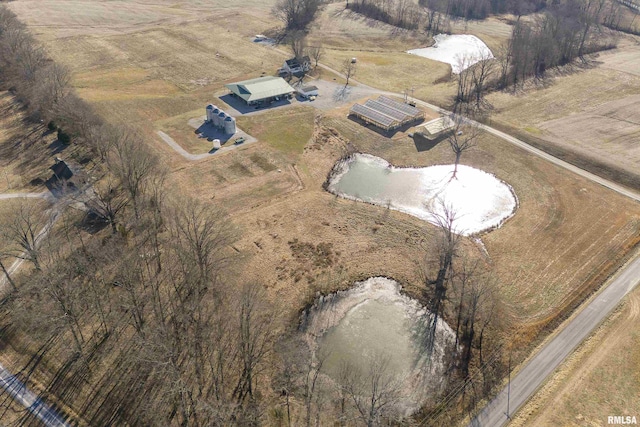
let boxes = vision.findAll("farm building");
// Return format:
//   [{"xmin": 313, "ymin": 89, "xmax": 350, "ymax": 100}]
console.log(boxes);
[
  {"xmin": 298, "ymin": 85, "xmax": 319, "ymax": 98},
  {"xmin": 349, "ymin": 96, "xmax": 425, "ymax": 131},
  {"xmin": 225, "ymin": 76, "xmax": 295, "ymax": 106},
  {"xmin": 419, "ymin": 116, "xmax": 456, "ymax": 140},
  {"xmin": 281, "ymin": 56, "xmax": 311, "ymax": 75}
]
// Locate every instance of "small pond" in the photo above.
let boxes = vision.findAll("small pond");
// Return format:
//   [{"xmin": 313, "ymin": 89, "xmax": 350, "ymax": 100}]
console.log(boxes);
[
  {"xmin": 301, "ymin": 277, "xmax": 456, "ymax": 415},
  {"xmin": 326, "ymin": 153, "xmax": 517, "ymax": 236}
]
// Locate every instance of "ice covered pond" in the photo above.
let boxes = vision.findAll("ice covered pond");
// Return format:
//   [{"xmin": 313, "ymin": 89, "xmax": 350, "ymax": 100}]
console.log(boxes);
[
  {"xmin": 301, "ymin": 277, "xmax": 456, "ymax": 415},
  {"xmin": 407, "ymin": 34, "xmax": 494, "ymax": 74},
  {"xmin": 326, "ymin": 153, "xmax": 517, "ymax": 236}
]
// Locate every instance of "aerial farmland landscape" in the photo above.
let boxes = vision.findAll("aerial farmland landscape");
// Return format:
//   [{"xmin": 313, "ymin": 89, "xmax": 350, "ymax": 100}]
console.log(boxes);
[{"xmin": 0, "ymin": 0, "xmax": 639, "ymax": 426}]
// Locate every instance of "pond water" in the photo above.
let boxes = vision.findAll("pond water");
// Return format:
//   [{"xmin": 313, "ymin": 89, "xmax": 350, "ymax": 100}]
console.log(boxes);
[
  {"xmin": 326, "ymin": 153, "xmax": 517, "ymax": 236},
  {"xmin": 301, "ymin": 277, "xmax": 456, "ymax": 415}
]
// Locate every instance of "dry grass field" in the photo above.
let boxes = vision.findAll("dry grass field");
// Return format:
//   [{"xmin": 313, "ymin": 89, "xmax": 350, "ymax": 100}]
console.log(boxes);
[
  {"xmin": 510, "ymin": 282, "xmax": 640, "ymax": 427},
  {"xmin": 319, "ymin": 113, "xmax": 640, "ymax": 324}
]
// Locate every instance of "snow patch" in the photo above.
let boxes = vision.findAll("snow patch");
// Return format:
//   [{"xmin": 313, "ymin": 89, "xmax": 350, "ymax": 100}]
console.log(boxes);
[{"xmin": 407, "ymin": 34, "xmax": 494, "ymax": 74}]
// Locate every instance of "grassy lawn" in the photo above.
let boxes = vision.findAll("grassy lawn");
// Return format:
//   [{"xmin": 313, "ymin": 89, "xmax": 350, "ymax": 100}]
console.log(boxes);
[{"xmin": 237, "ymin": 106, "xmax": 316, "ymax": 157}]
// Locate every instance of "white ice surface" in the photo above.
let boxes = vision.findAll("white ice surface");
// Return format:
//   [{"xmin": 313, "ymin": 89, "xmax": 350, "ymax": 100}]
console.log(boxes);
[{"xmin": 407, "ymin": 34, "xmax": 494, "ymax": 74}]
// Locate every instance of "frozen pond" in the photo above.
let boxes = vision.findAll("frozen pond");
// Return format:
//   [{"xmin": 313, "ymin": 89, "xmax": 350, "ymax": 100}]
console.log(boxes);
[
  {"xmin": 301, "ymin": 277, "xmax": 455, "ymax": 415},
  {"xmin": 407, "ymin": 34, "xmax": 494, "ymax": 74},
  {"xmin": 326, "ymin": 154, "xmax": 517, "ymax": 236}
]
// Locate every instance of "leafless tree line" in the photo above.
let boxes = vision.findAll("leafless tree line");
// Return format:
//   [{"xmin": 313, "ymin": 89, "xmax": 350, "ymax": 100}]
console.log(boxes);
[
  {"xmin": 0, "ymin": 74, "xmax": 282, "ymax": 423},
  {"xmin": 0, "ymin": 5, "xmax": 108, "ymax": 150},
  {"xmin": 497, "ymin": 0, "xmax": 618, "ymax": 89},
  {"xmin": 347, "ymin": 0, "xmax": 424, "ymax": 30},
  {"xmin": 273, "ymin": 335, "xmax": 406, "ymax": 427},
  {"xmin": 418, "ymin": 202, "xmax": 505, "ymax": 422},
  {"xmin": 420, "ymin": 0, "xmax": 546, "ymax": 21},
  {"xmin": 1, "ymin": 175, "xmax": 279, "ymax": 426}
]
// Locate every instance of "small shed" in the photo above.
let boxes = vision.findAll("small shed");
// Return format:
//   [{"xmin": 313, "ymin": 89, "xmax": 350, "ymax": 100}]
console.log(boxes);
[
  {"xmin": 419, "ymin": 116, "xmax": 455, "ymax": 140},
  {"xmin": 298, "ymin": 85, "xmax": 319, "ymax": 98},
  {"xmin": 50, "ymin": 158, "xmax": 73, "ymax": 180}
]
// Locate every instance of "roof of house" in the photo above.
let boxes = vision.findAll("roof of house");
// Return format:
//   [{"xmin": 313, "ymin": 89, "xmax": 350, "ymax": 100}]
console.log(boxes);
[
  {"xmin": 285, "ymin": 56, "xmax": 310, "ymax": 67},
  {"xmin": 225, "ymin": 76, "xmax": 295, "ymax": 102},
  {"xmin": 50, "ymin": 160, "xmax": 73, "ymax": 180}
]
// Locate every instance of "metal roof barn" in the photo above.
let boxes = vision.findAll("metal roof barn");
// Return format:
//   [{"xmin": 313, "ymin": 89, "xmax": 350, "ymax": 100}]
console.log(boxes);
[
  {"xmin": 225, "ymin": 76, "xmax": 295, "ymax": 104},
  {"xmin": 349, "ymin": 96, "xmax": 425, "ymax": 131}
]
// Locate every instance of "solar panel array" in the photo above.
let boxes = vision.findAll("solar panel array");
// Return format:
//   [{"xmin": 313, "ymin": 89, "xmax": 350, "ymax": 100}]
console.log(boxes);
[
  {"xmin": 377, "ymin": 96, "xmax": 423, "ymax": 118},
  {"xmin": 350, "ymin": 96, "xmax": 424, "ymax": 130},
  {"xmin": 350, "ymin": 103, "xmax": 398, "ymax": 129},
  {"xmin": 364, "ymin": 100, "xmax": 408, "ymax": 121}
]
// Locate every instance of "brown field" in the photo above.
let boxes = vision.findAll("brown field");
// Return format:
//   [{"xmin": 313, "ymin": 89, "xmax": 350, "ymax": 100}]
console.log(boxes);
[{"xmin": 510, "ymin": 280, "xmax": 640, "ymax": 427}]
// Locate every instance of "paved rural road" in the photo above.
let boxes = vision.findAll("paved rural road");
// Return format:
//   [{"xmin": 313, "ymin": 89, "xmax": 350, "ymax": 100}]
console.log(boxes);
[
  {"xmin": 0, "ymin": 361, "xmax": 71, "ymax": 427},
  {"xmin": 157, "ymin": 130, "xmax": 258, "ymax": 161},
  {"xmin": 468, "ymin": 254, "xmax": 640, "ymax": 427},
  {"xmin": 0, "ymin": 191, "xmax": 52, "ymax": 200}
]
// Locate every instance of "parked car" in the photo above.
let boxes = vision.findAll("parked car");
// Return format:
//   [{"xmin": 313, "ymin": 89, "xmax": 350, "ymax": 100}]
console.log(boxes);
[{"xmin": 234, "ymin": 137, "xmax": 246, "ymax": 145}]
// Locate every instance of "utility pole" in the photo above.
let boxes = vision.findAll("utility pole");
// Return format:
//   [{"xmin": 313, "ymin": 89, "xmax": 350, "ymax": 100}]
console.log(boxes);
[{"xmin": 505, "ymin": 350, "xmax": 512, "ymax": 420}]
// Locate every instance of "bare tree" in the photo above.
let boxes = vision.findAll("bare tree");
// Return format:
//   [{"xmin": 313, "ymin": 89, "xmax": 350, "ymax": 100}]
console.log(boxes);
[
  {"xmin": 287, "ymin": 30, "xmax": 307, "ymax": 60},
  {"xmin": 339, "ymin": 356, "xmax": 402, "ymax": 427},
  {"xmin": 109, "ymin": 128, "xmax": 159, "ymax": 219},
  {"xmin": 0, "ymin": 202, "xmax": 49, "ymax": 271},
  {"xmin": 232, "ymin": 283, "xmax": 277, "ymax": 404},
  {"xmin": 469, "ymin": 54, "xmax": 495, "ymax": 109},
  {"xmin": 308, "ymin": 44, "xmax": 324, "ymax": 68},
  {"xmin": 342, "ymin": 58, "xmax": 357, "ymax": 88},
  {"xmin": 446, "ymin": 116, "xmax": 482, "ymax": 178},
  {"xmin": 273, "ymin": 0, "xmax": 324, "ymax": 32},
  {"xmin": 422, "ymin": 201, "xmax": 461, "ymax": 357},
  {"xmin": 86, "ymin": 176, "xmax": 130, "ymax": 234},
  {"xmin": 0, "ymin": 256, "xmax": 17, "ymax": 291}
]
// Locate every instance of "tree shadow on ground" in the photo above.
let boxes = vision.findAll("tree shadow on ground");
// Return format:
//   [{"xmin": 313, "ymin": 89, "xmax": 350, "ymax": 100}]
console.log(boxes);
[{"xmin": 412, "ymin": 133, "xmax": 448, "ymax": 152}]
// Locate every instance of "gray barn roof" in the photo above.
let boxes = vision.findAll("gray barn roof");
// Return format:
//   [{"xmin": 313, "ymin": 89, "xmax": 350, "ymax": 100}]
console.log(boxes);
[{"xmin": 225, "ymin": 76, "xmax": 295, "ymax": 102}]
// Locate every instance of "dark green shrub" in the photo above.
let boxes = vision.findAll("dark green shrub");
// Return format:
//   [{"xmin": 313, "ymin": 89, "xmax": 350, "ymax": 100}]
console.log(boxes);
[{"xmin": 57, "ymin": 129, "xmax": 71, "ymax": 145}]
